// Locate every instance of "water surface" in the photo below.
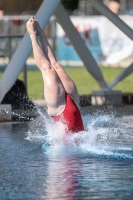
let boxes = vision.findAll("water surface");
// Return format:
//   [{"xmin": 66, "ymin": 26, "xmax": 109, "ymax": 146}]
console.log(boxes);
[{"xmin": 0, "ymin": 106, "xmax": 133, "ymax": 199}]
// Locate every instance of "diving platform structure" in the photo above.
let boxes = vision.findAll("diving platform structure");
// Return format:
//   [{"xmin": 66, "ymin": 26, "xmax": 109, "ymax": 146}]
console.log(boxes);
[{"xmin": 0, "ymin": 0, "xmax": 133, "ymax": 120}]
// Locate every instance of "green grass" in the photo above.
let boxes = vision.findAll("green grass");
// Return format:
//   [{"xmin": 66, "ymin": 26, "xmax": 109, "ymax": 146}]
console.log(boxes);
[{"xmin": 0, "ymin": 67, "xmax": 133, "ymax": 99}]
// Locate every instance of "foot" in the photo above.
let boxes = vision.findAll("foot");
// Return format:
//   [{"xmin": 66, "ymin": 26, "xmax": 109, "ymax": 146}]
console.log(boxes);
[
  {"xmin": 34, "ymin": 20, "xmax": 44, "ymax": 37},
  {"xmin": 26, "ymin": 16, "xmax": 37, "ymax": 38}
]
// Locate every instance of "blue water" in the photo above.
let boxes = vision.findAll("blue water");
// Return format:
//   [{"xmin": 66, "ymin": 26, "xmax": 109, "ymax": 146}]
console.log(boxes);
[{"xmin": 0, "ymin": 106, "xmax": 133, "ymax": 199}]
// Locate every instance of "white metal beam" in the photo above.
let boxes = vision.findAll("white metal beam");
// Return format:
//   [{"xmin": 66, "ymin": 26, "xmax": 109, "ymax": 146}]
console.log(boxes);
[
  {"xmin": 0, "ymin": 0, "xmax": 61, "ymax": 103},
  {"xmin": 90, "ymin": 0, "xmax": 133, "ymax": 90},
  {"xmin": 90, "ymin": 0, "xmax": 133, "ymax": 41},
  {"xmin": 109, "ymin": 63, "xmax": 133, "ymax": 89},
  {"xmin": 55, "ymin": 3, "xmax": 108, "ymax": 89}
]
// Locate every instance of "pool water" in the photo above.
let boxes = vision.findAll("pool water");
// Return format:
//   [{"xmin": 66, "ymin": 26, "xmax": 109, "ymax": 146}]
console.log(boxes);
[{"xmin": 0, "ymin": 106, "xmax": 133, "ymax": 200}]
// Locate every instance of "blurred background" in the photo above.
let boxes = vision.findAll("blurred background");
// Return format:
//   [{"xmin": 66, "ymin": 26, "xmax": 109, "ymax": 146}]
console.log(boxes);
[
  {"xmin": 0, "ymin": 0, "xmax": 133, "ymax": 16},
  {"xmin": 0, "ymin": 0, "xmax": 133, "ymax": 100}
]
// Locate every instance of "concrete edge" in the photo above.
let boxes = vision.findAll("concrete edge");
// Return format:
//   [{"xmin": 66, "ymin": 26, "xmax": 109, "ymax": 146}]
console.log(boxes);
[{"xmin": 0, "ymin": 93, "xmax": 133, "ymax": 122}]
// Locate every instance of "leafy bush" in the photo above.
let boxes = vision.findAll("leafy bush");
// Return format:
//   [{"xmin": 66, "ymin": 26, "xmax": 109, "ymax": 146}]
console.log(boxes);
[{"xmin": 61, "ymin": 0, "xmax": 79, "ymax": 11}]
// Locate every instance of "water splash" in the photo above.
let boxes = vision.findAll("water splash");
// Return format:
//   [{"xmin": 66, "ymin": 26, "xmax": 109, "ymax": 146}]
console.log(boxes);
[{"xmin": 25, "ymin": 108, "xmax": 133, "ymax": 159}]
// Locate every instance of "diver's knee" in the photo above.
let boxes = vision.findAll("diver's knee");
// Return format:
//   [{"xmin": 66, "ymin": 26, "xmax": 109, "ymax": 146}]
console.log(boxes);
[
  {"xmin": 52, "ymin": 61, "xmax": 62, "ymax": 70},
  {"xmin": 41, "ymin": 63, "xmax": 52, "ymax": 72}
]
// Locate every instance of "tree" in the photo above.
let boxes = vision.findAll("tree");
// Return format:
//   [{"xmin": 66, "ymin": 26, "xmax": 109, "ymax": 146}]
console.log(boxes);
[{"xmin": 61, "ymin": 0, "xmax": 79, "ymax": 11}]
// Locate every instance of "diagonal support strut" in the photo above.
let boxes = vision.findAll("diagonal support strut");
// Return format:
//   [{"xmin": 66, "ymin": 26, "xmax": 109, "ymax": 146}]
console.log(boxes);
[
  {"xmin": 55, "ymin": 3, "xmax": 108, "ymax": 90},
  {"xmin": 109, "ymin": 63, "xmax": 133, "ymax": 89},
  {"xmin": 0, "ymin": 0, "xmax": 61, "ymax": 103},
  {"xmin": 90, "ymin": 0, "xmax": 133, "ymax": 89},
  {"xmin": 90, "ymin": 0, "xmax": 133, "ymax": 41}
]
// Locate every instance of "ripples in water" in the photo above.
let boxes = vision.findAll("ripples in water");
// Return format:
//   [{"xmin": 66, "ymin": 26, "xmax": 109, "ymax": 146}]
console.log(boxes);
[
  {"xmin": 1, "ymin": 107, "xmax": 133, "ymax": 199},
  {"xmin": 26, "ymin": 108, "xmax": 133, "ymax": 160}
]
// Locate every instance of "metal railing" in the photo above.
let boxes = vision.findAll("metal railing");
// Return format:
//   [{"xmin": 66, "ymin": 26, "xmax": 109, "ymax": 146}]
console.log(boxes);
[
  {"xmin": 0, "ymin": 15, "xmax": 56, "ymax": 91},
  {"xmin": 0, "ymin": 15, "xmax": 56, "ymax": 59},
  {"xmin": 0, "ymin": 15, "xmax": 53, "ymax": 35}
]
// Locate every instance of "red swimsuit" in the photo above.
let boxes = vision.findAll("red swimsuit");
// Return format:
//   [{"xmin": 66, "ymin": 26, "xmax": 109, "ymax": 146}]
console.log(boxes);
[{"xmin": 51, "ymin": 94, "xmax": 84, "ymax": 133}]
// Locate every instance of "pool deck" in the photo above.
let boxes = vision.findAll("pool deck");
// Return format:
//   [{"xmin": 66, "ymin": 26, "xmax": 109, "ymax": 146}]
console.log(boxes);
[
  {"xmin": 0, "ymin": 104, "xmax": 37, "ymax": 122},
  {"xmin": 0, "ymin": 90, "xmax": 133, "ymax": 122},
  {"xmin": 0, "ymin": 100, "xmax": 133, "ymax": 123},
  {"xmin": 23, "ymin": 99, "xmax": 133, "ymax": 117}
]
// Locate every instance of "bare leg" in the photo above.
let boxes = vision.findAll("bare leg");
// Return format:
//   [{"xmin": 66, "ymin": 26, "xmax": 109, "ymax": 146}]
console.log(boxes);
[
  {"xmin": 26, "ymin": 17, "xmax": 66, "ymax": 116},
  {"xmin": 35, "ymin": 20, "xmax": 79, "ymax": 107}
]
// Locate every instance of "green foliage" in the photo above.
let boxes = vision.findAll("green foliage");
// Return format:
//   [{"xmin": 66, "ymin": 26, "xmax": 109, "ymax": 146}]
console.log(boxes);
[
  {"xmin": 20, "ymin": 67, "xmax": 133, "ymax": 99},
  {"xmin": 1, "ymin": 67, "xmax": 133, "ymax": 99},
  {"xmin": 61, "ymin": 0, "xmax": 79, "ymax": 11}
]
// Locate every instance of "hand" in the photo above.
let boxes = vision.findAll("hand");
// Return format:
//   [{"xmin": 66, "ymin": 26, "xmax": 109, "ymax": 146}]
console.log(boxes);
[{"xmin": 26, "ymin": 16, "xmax": 37, "ymax": 38}]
